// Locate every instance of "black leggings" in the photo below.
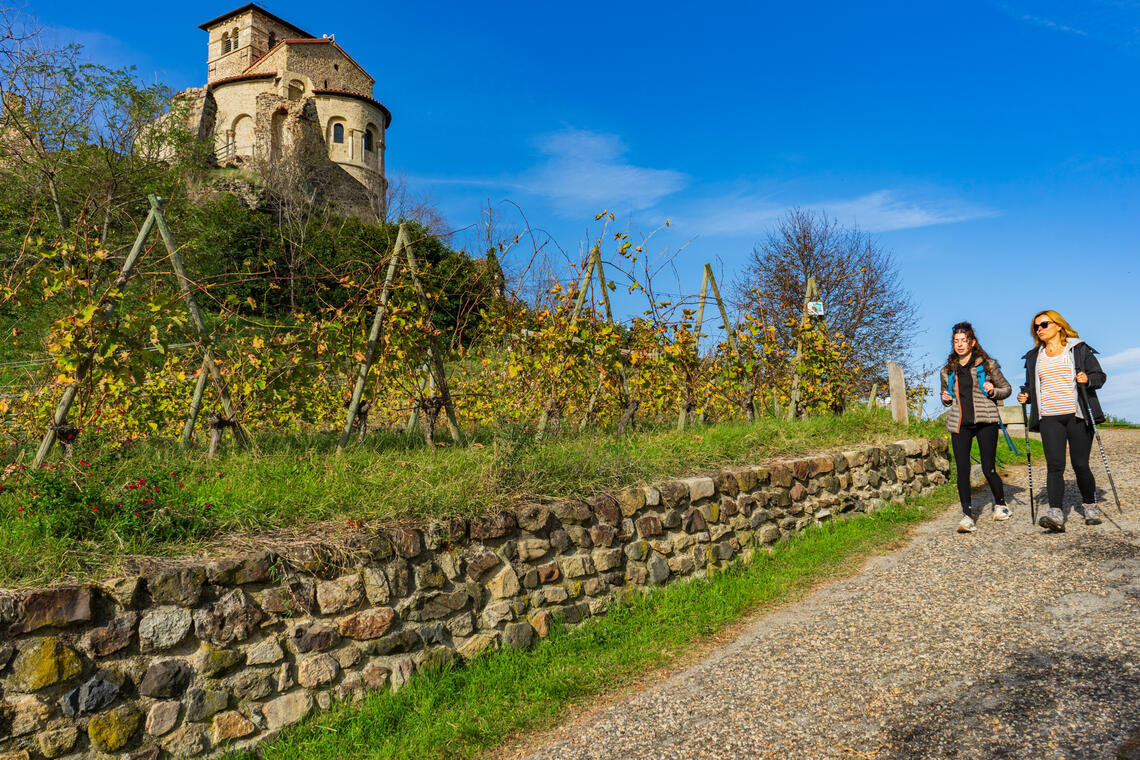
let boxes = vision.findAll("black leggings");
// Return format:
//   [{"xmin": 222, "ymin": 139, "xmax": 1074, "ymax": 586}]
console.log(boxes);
[
  {"xmin": 1039, "ymin": 414, "xmax": 1096, "ymax": 510},
  {"xmin": 951, "ymin": 423, "xmax": 1004, "ymax": 514}
]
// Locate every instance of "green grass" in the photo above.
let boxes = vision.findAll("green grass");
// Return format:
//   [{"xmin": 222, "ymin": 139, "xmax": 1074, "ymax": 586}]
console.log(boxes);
[
  {"xmin": 0, "ymin": 409, "xmax": 944, "ymax": 587},
  {"xmin": 224, "ymin": 442, "xmax": 1031, "ymax": 760}
]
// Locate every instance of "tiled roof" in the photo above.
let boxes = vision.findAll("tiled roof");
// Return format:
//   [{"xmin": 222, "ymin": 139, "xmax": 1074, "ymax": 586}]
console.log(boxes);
[
  {"xmin": 313, "ymin": 89, "xmax": 391, "ymax": 128},
  {"xmin": 199, "ymin": 4, "xmax": 314, "ymax": 38}
]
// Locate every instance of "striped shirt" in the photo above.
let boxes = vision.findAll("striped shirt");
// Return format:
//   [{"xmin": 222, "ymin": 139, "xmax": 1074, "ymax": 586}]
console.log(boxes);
[{"xmin": 1038, "ymin": 348, "xmax": 1076, "ymax": 416}]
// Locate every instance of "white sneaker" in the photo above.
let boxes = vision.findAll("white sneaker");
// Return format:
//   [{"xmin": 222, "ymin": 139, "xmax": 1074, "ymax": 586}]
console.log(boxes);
[
  {"xmin": 993, "ymin": 504, "xmax": 1012, "ymax": 521},
  {"xmin": 958, "ymin": 515, "xmax": 976, "ymax": 533}
]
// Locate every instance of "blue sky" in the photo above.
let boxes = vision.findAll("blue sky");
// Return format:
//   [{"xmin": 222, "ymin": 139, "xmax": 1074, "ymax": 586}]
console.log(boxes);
[{"xmin": 32, "ymin": 0, "xmax": 1140, "ymax": 420}]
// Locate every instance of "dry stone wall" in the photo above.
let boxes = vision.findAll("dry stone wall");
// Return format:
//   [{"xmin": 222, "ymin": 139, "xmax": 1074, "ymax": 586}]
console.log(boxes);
[{"xmin": 0, "ymin": 438, "xmax": 949, "ymax": 759}]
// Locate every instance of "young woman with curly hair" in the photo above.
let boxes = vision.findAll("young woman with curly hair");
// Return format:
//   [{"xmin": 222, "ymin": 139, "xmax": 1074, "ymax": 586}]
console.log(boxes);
[{"xmin": 939, "ymin": 321, "xmax": 1013, "ymax": 533}]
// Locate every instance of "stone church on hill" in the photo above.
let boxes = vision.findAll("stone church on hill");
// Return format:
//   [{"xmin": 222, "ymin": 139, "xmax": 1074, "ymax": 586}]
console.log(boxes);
[{"xmin": 179, "ymin": 4, "xmax": 391, "ymax": 216}]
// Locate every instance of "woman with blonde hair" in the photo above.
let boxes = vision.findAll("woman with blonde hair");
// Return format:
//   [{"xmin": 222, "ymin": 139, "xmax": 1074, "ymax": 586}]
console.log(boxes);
[
  {"xmin": 939, "ymin": 321, "xmax": 1012, "ymax": 533},
  {"xmin": 1016, "ymin": 310, "xmax": 1107, "ymax": 531}
]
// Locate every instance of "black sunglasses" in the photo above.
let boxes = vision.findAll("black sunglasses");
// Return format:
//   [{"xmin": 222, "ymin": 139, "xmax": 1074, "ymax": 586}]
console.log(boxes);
[{"xmin": 1034, "ymin": 320, "xmax": 1053, "ymax": 331}]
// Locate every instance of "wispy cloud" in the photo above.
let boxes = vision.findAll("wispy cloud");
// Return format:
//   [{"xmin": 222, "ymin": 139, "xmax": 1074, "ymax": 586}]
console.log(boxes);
[
  {"xmin": 996, "ymin": 3, "xmax": 1089, "ymax": 36},
  {"xmin": 693, "ymin": 189, "xmax": 999, "ymax": 236},
  {"xmin": 408, "ymin": 128, "xmax": 688, "ymax": 219},
  {"xmin": 523, "ymin": 129, "xmax": 688, "ymax": 216}
]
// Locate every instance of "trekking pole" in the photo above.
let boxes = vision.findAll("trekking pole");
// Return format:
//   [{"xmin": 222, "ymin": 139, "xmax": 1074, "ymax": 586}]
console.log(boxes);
[
  {"xmin": 1019, "ymin": 386, "xmax": 1035, "ymax": 524},
  {"xmin": 1079, "ymin": 383, "xmax": 1123, "ymax": 513}
]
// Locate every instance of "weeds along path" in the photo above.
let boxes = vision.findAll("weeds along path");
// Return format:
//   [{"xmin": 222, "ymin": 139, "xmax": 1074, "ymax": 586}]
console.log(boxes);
[{"xmin": 515, "ymin": 429, "xmax": 1140, "ymax": 760}]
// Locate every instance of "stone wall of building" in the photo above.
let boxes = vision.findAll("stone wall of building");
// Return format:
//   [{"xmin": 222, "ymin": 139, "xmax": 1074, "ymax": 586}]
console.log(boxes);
[
  {"xmin": 0, "ymin": 438, "xmax": 950, "ymax": 759},
  {"xmin": 280, "ymin": 43, "xmax": 373, "ymax": 97}
]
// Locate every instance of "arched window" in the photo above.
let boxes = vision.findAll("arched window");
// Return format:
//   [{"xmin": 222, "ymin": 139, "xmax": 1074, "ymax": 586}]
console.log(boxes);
[
  {"xmin": 222, "ymin": 33, "xmax": 230, "ymax": 54},
  {"xmin": 363, "ymin": 128, "xmax": 374, "ymax": 152},
  {"xmin": 268, "ymin": 32, "xmax": 276, "ymax": 49},
  {"xmin": 231, "ymin": 27, "xmax": 239, "ymax": 48},
  {"xmin": 332, "ymin": 123, "xmax": 344, "ymax": 144}
]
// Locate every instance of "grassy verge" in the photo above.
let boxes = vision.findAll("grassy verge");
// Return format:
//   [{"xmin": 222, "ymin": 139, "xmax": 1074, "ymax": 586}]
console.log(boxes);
[
  {"xmin": 227, "ymin": 442, "xmax": 1032, "ymax": 760},
  {"xmin": 0, "ymin": 409, "xmax": 942, "ymax": 587}
]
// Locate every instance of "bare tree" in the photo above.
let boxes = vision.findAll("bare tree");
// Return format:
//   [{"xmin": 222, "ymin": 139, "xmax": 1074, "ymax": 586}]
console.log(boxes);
[
  {"xmin": 1, "ymin": 7, "xmax": 187, "ymax": 240},
  {"xmin": 734, "ymin": 208, "xmax": 917, "ymax": 393},
  {"xmin": 384, "ymin": 170, "xmax": 448, "ymax": 237}
]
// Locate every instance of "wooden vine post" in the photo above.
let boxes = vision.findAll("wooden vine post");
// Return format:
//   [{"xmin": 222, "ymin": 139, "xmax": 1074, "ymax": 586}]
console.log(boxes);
[
  {"xmin": 338, "ymin": 223, "xmax": 462, "ymax": 453},
  {"xmin": 33, "ymin": 207, "xmax": 159, "ymax": 466},
  {"xmin": 677, "ymin": 266, "xmax": 711, "ymax": 431},
  {"xmin": 147, "ymin": 195, "xmax": 249, "ymax": 454},
  {"xmin": 678, "ymin": 264, "xmax": 742, "ymax": 429}
]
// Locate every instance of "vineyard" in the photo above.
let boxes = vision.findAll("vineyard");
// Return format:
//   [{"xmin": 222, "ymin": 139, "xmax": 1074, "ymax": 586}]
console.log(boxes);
[{"xmin": 0, "ymin": 202, "xmax": 902, "ymax": 457}]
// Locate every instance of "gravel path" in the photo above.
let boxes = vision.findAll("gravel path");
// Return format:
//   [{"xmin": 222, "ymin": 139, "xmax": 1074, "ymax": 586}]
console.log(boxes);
[{"xmin": 516, "ymin": 429, "xmax": 1140, "ymax": 760}]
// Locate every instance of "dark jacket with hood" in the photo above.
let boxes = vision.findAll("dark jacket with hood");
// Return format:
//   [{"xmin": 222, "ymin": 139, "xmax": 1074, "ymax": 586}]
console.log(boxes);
[{"xmin": 1021, "ymin": 339, "xmax": 1106, "ymax": 431}]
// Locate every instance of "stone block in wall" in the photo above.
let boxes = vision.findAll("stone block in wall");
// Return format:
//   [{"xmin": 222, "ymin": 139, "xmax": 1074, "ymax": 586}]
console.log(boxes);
[
  {"xmin": 681, "ymin": 508, "xmax": 707, "ymax": 534},
  {"xmin": 657, "ymin": 480, "xmax": 688, "ymax": 508},
  {"xmin": 7, "ymin": 637, "xmax": 83, "ymax": 693},
  {"xmin": 139, "ymin": 606, "xmax": 192, "ymax": 652},
  {"xmin": 230, "ymin": 670, "xmax": 274, "ymax": 701},
  {"xmin": 185, "ymin": 687, "xmax": 230, "ymax": 722},
  {"xmin": 317, "ymin": 573, "xmax": 364, "ymax": 613},
  {"xmin": 589, "ymin": 524, "xmax": 616, "ymax": 547},
  {"xmin": 59, "ymin": 670, "xmax": 128, "ymax": 716},
  {"xmin": 697, "ymin": 501, "xmax": 720, "ymax": 525},
  {"xmin": 390, "ymin": 528, "xmax": 424, "ymax": 560},
  {"xmin": 97, "ymin": 577, "xmax": 141, "ymax": 608},
  {"xmin": 139, "ymin": 660, "xmax": 192, "ymax": 699},
  {"xmin": 5, "ymin": 695, "xmax": 52, "ymax": 736},
  {"xmin": 680, "ymin": 477, "xmax": 716, "ymax": 503},
  {"xmin": 486, "ymin": 567, "xmax": 521, "ymax": 598},
  {"xmin": 590, "ymin": 494, "xmax": 622, "ymax": 526},
  {"xmin": 87, "ymin": 705, "xmax": 141, "ymax": 752},
  {"xmin": 149, "ymin": 568, "xmax": 207, "ymax": 608},
  {"xmin": 13, "ymin": 586, "xmax": 94, "ymax": 634},
  {"xmin": 211, "ymin": 710, "xmax": 255, "ymax": 744},
  {"xmin": 549, "ymin": 529, "xmax": 571, "ymax": 554},
  {"xmin": 414, "ymin": 563, "xmax": 447, "ymax": 590},
  {"xmin": 618, "ymin": 487, "xmax": 646, "ymax": 516},
  {"xmin": 424, "ymin": 518, "xmax": 468, "ymax": 550},
  {"xmin": 37, "ymin": 724, "xmax": 79, "ymax": 757},
  {"xmin": 81, "ymin": 611, "xmax": 138, "ymax": 657},
  {"xmin": 514, "ymin": 504, "xmax": 552, "ymax": 534},
  {"xmin": 713, "ymin": 471, "xmax": 738, "ymax": 497},
  {"xmin": 456, "ymin": 633, "xmax": 499, "ymax": 659},
  {"xmin": 361, "ymin": 629, "xmax": 418, "ymax": 657},
  {"xmin": 769, "ymin": 463, "xmax": 793, "ymax": 488},
  {"xmin": 646, "ymin": 555, "xmax": 671, "ymax": 585},
  {"xmin": 550, "ymin": 500, "xmax": 592, "ymax": 525},
  {"xmin": 260, "ymin": 575, "xmax": 317, "ymax": 616},
  {"xmin": 465, "ymin": 550, "xmax": 501, "ymax": 581},
  {"xmin": 473, "ymin": 512, "xmax": 519, "ymax": 541},
  {"xmin": 262, "ymin": 691, "xmax": 313, "ymax": 730},
  {"xmin": 296, "ymin": 654, "xmax": 339, "ymax": 689},
  {"xmin": 338, "ymin": 608, "xmax": 396, "ymax": 640},
  {"xmin": 517, "ymin": 539, "xmax": 551, "ymax": 562},
  {"xmin": 667, "ymin": 554, "xmax": 696, "ymax": 575},
  {"xmin": 566, "ymin": 526, "xmax": 592, "ymax": 548},
  {"xmin": 290, "ymin": 621, "xmax": 341, "ymax": 653},
  {"xmin": 194, "ymin": 589, "xmax": 263, "ymax": 646}
]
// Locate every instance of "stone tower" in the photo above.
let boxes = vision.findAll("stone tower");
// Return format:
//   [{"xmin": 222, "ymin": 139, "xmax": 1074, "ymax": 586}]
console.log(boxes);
[{"xmin": 184, "ymin": 4, "xmax": 391, "ymax": 217}]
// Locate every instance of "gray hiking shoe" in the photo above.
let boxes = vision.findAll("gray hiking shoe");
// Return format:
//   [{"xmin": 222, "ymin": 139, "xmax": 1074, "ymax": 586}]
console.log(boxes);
[
  {"xmin": 1082, "ymin": 504, "xmax": 1103, "ymax": 525},
  {"xmin": 1039, "ymin": 507, "xmax": 1066, "ymax": 532}
]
